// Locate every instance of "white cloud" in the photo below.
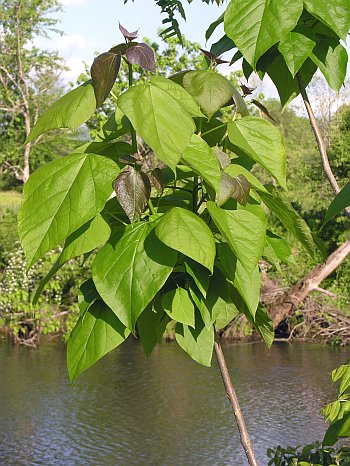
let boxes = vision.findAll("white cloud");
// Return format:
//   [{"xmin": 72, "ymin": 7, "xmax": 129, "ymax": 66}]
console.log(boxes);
[
  {"xmin": 53, "ymin": 34, "xmax": 88, "ymax": 53},
  {"xmin": 61, "ymin": 57, "xmax": 87, "ymax": 83},
  {"xmin": 61, "ymin": 0, "xmax": 88, "ymax": 6}
]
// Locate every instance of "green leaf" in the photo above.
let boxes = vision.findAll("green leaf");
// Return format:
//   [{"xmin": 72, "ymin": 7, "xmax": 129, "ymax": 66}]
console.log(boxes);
[
  {"xmin": 247, "ymin": 304, "xmax": 274, "ymax": 349},
  {"xmin": 67, "ymin": 300, "xmax": 130, "ymax": 383},
  {"xmin": 33, "ymin": 214, "xmax": 111, "ymax": 304},
  {"xmin": 310, "ymin": 38, "xmax": 348, "ymax": 91},
  {"xmin": 228, "ymin": 117, "xmax": 286, "ymax": 189},
  {"xmin": 181, "ymin": 134, "xmax": 221, "ymax": 192},
  {"xmin": 225, "ymin": 164, "xmax": 268, "ymax": 193},
  {"xmin": 265, "ymin": 231, "xmax": 296, "ymax": 266},
  {"xmin": 184, "ymin": 259, "xmax": 210, "ymax": 298},
  {"xmin": 339, "ymin": 366, "xmax": 350, "ymax": 396},
  {"xmin": 78, "ymin": 279, "xmax": 99, "ymax": 315},
  {"xmin": 18, "ymin": 153, "xmax": 118, "ymax": 268},
  {"xmin": 183, "ymin": 70, "xmax": 234, "ymax": 117},
  {"xmin": 214, "ymin": 305, "xmax": 239, "ymax": 330},
  {"xmin": 324, "ymin": 181, "xmax": 350, "ymax": 225},
  {"xmin": 200, "ymin": 118, "xmax": 227, "ymax": 147},
  {"xmin": 155, "ymin": 207, "xmax": 216, "ymax": 273},
  {"xmin": 332, "ymin": 364, "xmax": 348, "ymax": 382},
  {"xmin": 258, "ymin": 186, "xmax": 319, "ymax": 258},
  {"xmin": 224, "ymin": 0, "xmax": 303, "ymax": 67},
  {"xmin": 207, "ymin": 201, "xmax": 265, "ymax": 274},
  {"xmin": 91, "ymin": 52, "xmax": 121, "ymax": 107},
  {"xmin": 303, "ymin": 0, "xmax": 350, "ymax": 41},
  {"xmin": 95, "ymin": 108, "xmax": 131, "ymax": 142},
  {"xmin": 324, "ymin": 412, "xmax": 350, "ymax": 446},
  {"xmin": 162, "ymin": 287, "xmax": 195, "ymax": 327},
  {"xmin": 137, "ymin": 304, "xmax": 170, "ymax": 355},
  {"xmin": 217, "ymin": 242, "xmax": 261, "ymax": 317},
  {"xmin": 264, "ymin": 52, "xmax": 317, "ymax": 109},
  {"xmin": 150, "ymin": 76, "xmax": 203, "ymax": 117},
  {"xmin": 206, "ymin": 12, "xmax": 224, "ymax": 41},
  {"xmin": 114, "ymin": 166, "xmax": 151, "ymax": 223},
  {"xmin": 118, "ymin": 80, "xmax": 195, "ymax": 172},
  {"xmin": 26, "ymin": 81, "xmax": 96, "ymax": 143},
  {"xmin": 278, "ymin": 29, "xmax": 316, "ymax": 76},
  {"xmin": 175, "ymin": 311, "xmax": 214, "ymax": 367},
  {"xmin": 92, "ymin": 220, "xmax": 177, "ymax": 330}
]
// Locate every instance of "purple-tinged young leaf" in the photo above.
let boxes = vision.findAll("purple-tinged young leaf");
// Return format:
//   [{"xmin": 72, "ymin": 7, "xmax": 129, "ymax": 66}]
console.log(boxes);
[
  {"xmin": 119, "ymin": 23, "xmax": 139, "ymax": 40},
  {"xmin": 125, "ymin": 43, "xmax": 156, "ymax": 73},
  {"xmin": 240, "ymin": 83, "xmax": 255, "ymax": 95},
  {"xmin": 213, "ymin": 147, "xmax": 231, "ymax": 169},
  {"xmin": 114, "ymin": 166, "xmax": 151, "ymax": 223},
  {"xmin": 251, "ymin": 99, "xmax": 277, "ymax": 123},
  {"xmin": 199, "ymin": 48, "xmax": 229, "ymax": 65},
  {"xmin": 91, "ymin": 52, "xmax": 121, "ymax": 107},
  {"xmin": 147, "ymin": 168, "xmax": 164, "ymax": 193},
  {"xmin": 216, "ymin": 172, "xmax": 250, "ymax": 206}
]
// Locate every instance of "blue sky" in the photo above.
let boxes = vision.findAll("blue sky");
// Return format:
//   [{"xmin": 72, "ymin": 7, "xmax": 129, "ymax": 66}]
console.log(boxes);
[
  {"xmin": 54, "ymin": 0, "xmax": 227, "ymax": 81},
  {"xmin": 51, "ymin": 0, "xmax": 349, "ymax": 103}
]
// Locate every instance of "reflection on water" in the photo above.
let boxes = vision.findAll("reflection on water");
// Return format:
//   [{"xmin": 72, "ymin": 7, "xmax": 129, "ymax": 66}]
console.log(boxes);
[{"xmin": 0, "ymin": 338, "xmax": 348, "ymax": 465}]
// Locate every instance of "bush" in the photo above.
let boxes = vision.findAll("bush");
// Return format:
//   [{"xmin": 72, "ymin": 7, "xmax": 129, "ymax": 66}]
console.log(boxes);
[{"xmin": 267, "ymin": 442, "xmax": 350, "ymax": 465}]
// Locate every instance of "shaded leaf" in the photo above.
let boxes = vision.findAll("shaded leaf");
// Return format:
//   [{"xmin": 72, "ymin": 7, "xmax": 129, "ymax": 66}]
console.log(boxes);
[
  {"xmin": 185, "ymin": 258, "xmax": 211, "ymax": 298},
  {"xmin": 155, "ymin": 207, "xmax": 216, "ymax": 273},
  {"xmin": 323, "ymin": 412, "xmax": 350, "ymax": 446},
  {"xmin": 205, "ymin": 12, "xmax": 224, "ymax": 41},
  {"xmin": 126, "ymin": 43, "xmax": 156, "ymax": 73},
  {"xmin": 114, "ymin": 166, "xmax": 151, "ymax": 223},
  {"xmin": 265, "ymin": 231, "xmax": 296, "ymax": 266},
  {"xmin": 26, "ymin": 82, "xmax": 96, "ymax": 143},
  {"xmin": 310, "ymin": 38, "xmax": 348, "ymax": 92},
  {"xmin": 91, "ymin": 52, "xmax": 121, "ymax": 107},
  {"xmin": 138, "ymin": 304, "xmax": 170, "ymax": 355},
  {"xmin": 67, "ymin": 300, "xmax": 130, "ymax": 382},
  {"xmin": 258, "ymin": 186, "xmax": 319, "ymax": 258},
  {"xmin": 251, "ymin": 99, "xmax": 277, "ymax": 123},
  {"xmin": 92, "ymin": 220, "xmax": 177, "ymax": 330},
  {"xmin": 303, "ymin": 0, "xmax": 350, "ymax": 40},
  {"xmin": 183, "ymin": 70, "xmax": 234, "ymax": 117},
  {"xmin": 147, "ymin": 168, "xmax": 164, "ymax": 193},
  {"xmin": 210, "ymin": 35, "xmax": 236, "ymax": 57},
  {"xmin": 18, "ymin": 153, "xmax": 118, "ymax": 268},
  {"xmin": 324, "ymin": 181, "xmax": 350, "ymax": 225},
  {"xmin": 162, "ymin": 287, "xmax": 195, "ymax": 327},
  {"xmin": 200, "ymin": 48, "xmax": 229, "ymax": 65},
  {"xmin": 247, "ymin": 304, "xmax": 274, "ymax": 348}
]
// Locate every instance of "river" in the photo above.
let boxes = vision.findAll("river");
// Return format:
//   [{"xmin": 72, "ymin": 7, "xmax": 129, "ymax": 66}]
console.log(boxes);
[{"xmin": 0, "ymin": 338, "xmax": 348, "ymax": 465}]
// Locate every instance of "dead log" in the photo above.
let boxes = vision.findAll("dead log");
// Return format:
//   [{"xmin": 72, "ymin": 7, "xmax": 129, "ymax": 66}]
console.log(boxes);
[{"xmin": 269, "ymin": 239, "xmax": 350, "ymax": 329}]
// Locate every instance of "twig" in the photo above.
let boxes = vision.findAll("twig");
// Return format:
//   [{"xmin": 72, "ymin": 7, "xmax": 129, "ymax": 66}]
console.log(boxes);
[
  {"xmin": 296, "ymin": 72, "xmax": 350, "ymax": 220},
  {"xmin": 214, "ymin": 337, "xmax": 259, "ymax": 466}
]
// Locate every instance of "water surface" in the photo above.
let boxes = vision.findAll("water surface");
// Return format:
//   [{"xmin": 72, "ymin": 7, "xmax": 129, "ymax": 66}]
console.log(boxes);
[{"xmin": 0, "ymin": 338, "xmax": 348, "ymax": 465}]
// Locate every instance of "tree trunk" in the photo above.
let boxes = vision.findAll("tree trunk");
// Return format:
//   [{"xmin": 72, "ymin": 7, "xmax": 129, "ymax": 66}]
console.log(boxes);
[{"xmin": 269, "ymin": 240, "xmax": 350, "ymax": 328}]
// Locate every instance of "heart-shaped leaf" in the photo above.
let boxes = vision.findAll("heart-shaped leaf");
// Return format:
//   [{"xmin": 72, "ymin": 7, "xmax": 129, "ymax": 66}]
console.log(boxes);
[
  {"xmin": 92, "ymin": 220, "xmax": 177, "ymax": 330},
  {"xmin": 114, "ymin": 166, "xmax": 151, "ymax": 223},
  {"xmin": 91, "ymin": 52, "xmax": 121, "ymax": 107},
  {"xmin": 126, "ymin": 43, "xmax": 156, "ymax": 73}
]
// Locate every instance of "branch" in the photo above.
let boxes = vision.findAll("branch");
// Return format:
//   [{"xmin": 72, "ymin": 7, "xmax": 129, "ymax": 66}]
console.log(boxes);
[
  {"xmin": 214, "ymin": 337, "xmax": 259, "ymax": 466},
  {"xmin": 296, "ymin": 72, "xmax": 350, "ymax": 220}
]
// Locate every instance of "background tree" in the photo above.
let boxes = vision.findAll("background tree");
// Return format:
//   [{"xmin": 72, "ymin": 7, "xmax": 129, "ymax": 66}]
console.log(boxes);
[{"xmin": 0, "ymin": 0, "xmax": 79, "ymax": 187}]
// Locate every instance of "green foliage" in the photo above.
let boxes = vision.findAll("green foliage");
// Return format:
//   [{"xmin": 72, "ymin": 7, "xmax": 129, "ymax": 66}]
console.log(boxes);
[
  {"xmin": 322, "ymin": 361, "xmax": 350, "ymax": 446},
  {"xmin": 267, "ymin": 441, "xmax": 350, "ymax": 465},
  {"xmin": 18, "ymin": 1, "xmax": 348, "ymax": 383}
]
